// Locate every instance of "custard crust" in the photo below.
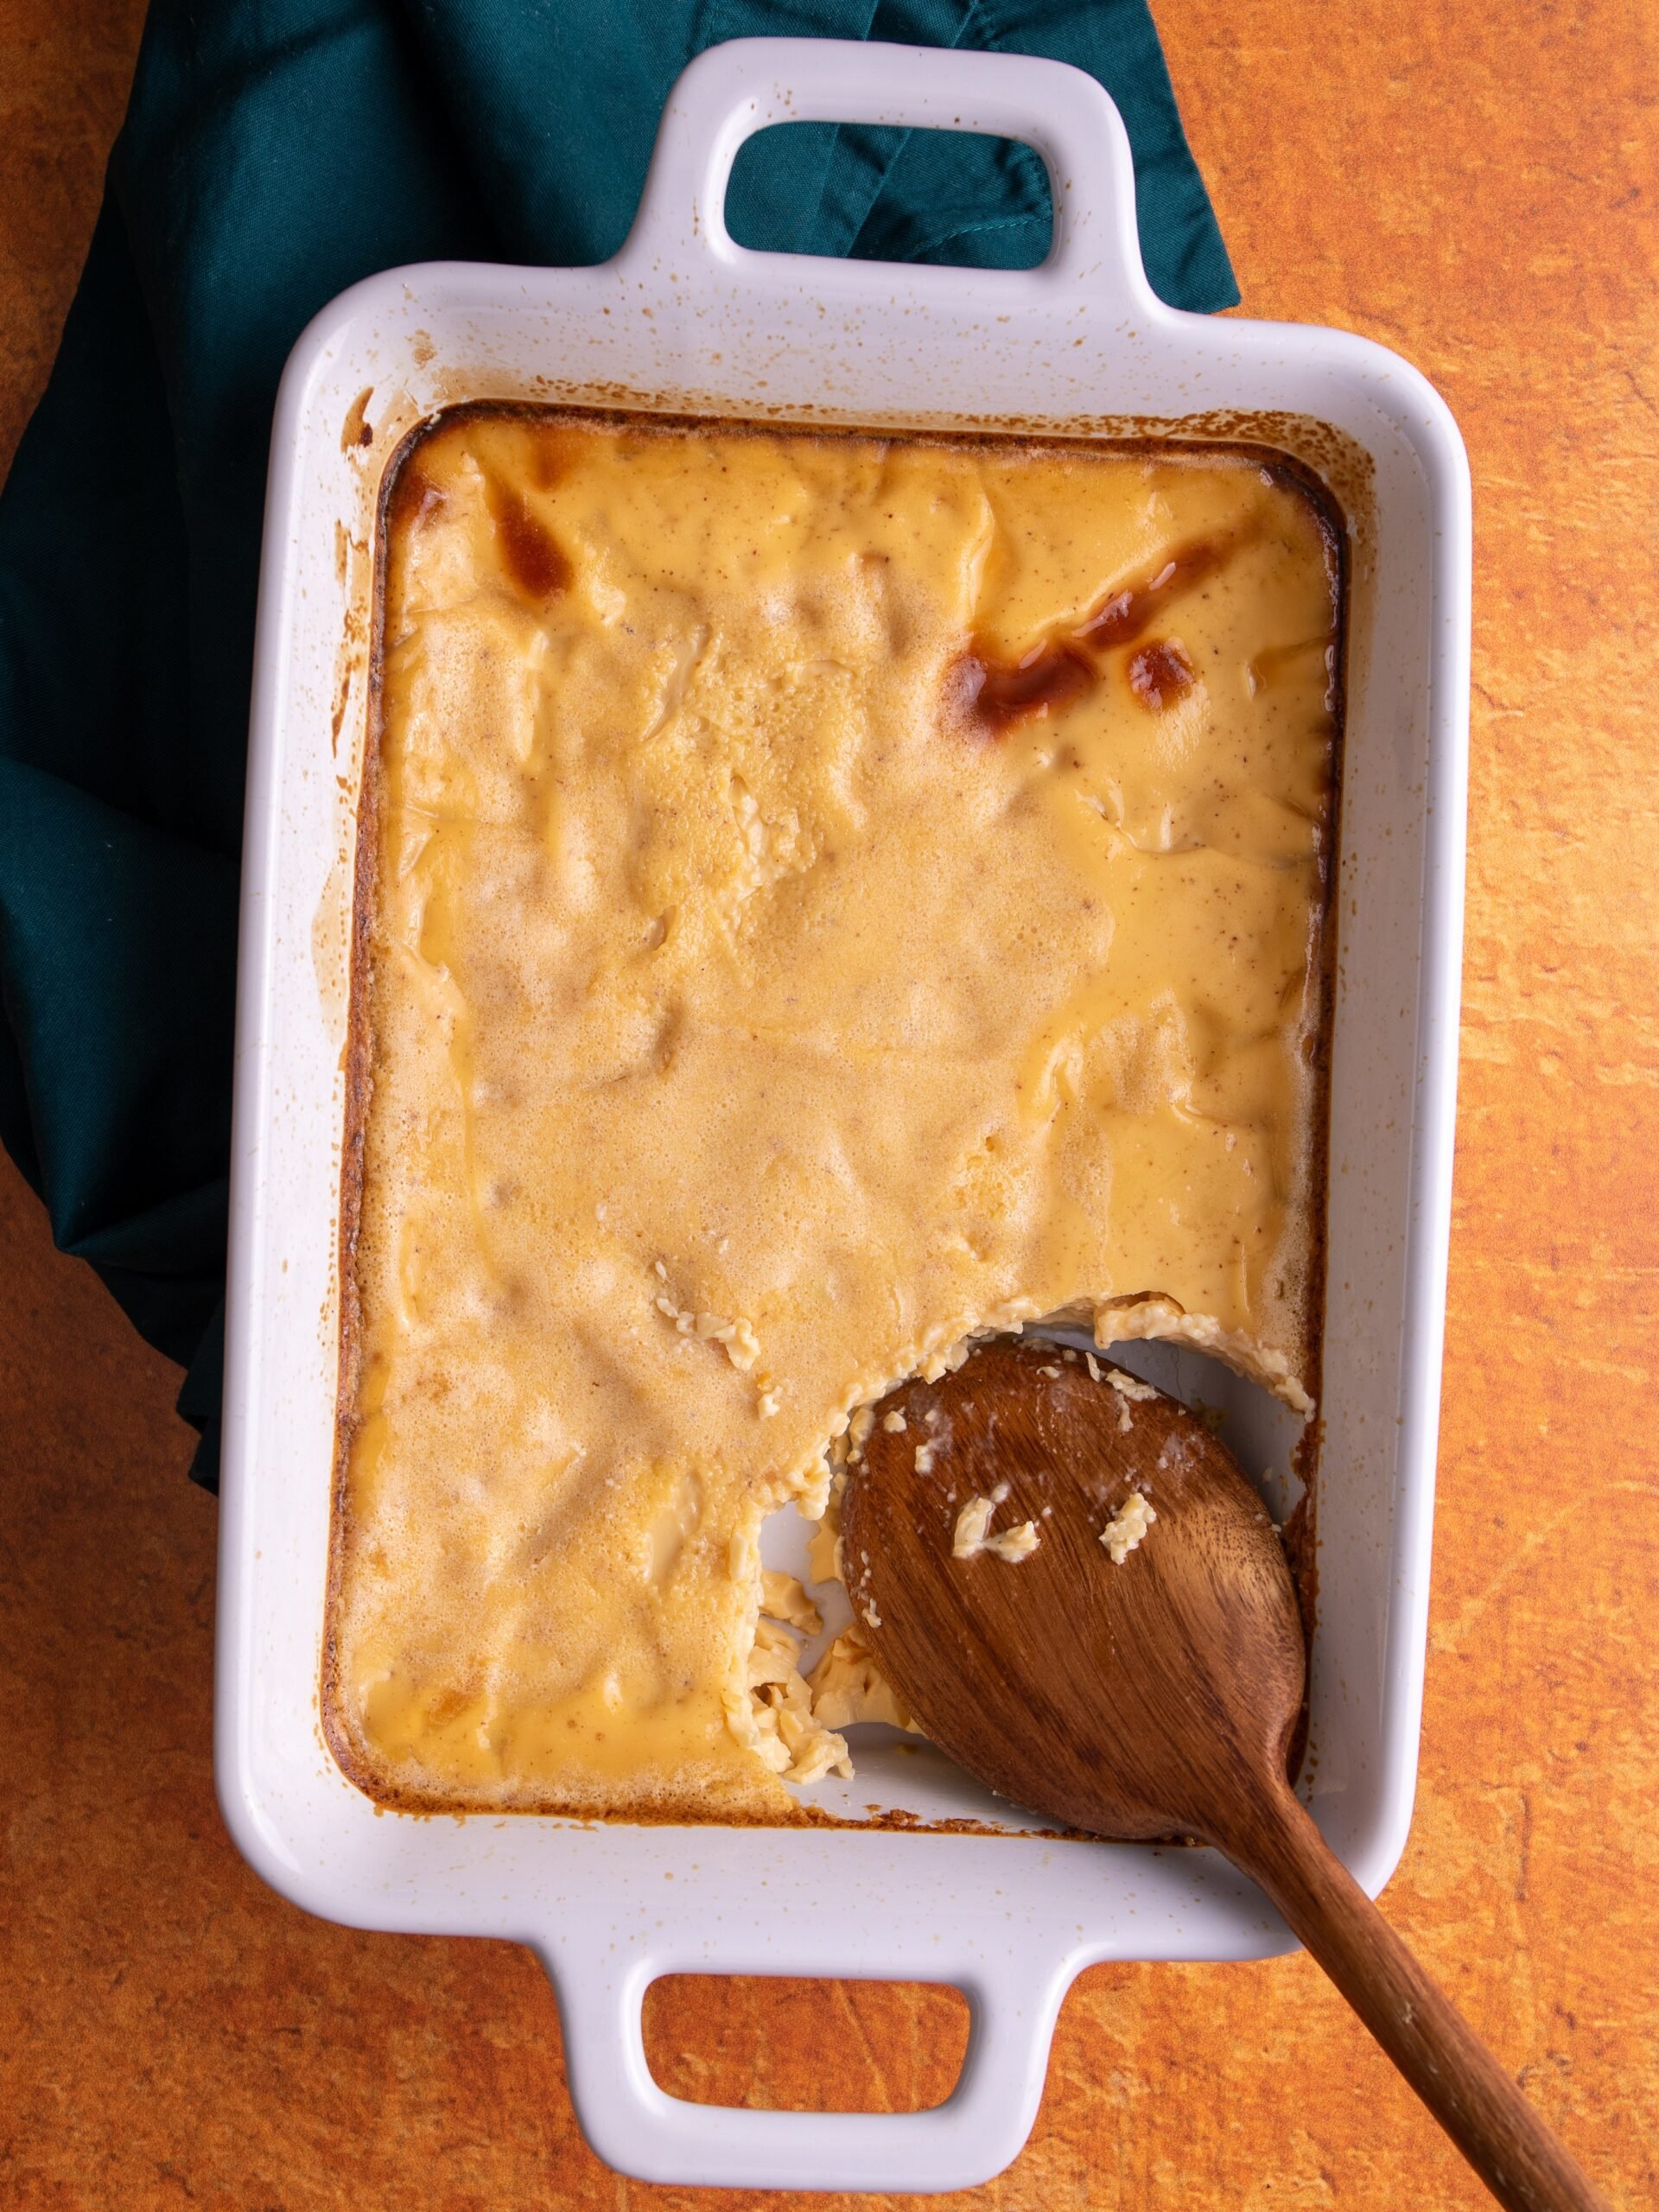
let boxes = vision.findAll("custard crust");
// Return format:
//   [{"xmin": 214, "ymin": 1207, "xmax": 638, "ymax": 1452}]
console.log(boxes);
[{"xmin": 324, "ymin": 407, "xmax": 1344, "ymax": 1821}]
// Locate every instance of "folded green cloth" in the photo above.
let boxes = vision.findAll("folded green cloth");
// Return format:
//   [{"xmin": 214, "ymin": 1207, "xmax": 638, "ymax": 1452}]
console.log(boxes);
[{"xmin": 0, "ymin": 0, "xmax": 1235, "ymax": 1489}]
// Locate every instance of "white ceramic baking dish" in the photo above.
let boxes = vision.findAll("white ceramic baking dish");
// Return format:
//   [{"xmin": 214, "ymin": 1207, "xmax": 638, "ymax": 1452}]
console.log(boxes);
[{"xmin": 217, "ymin": 35, "xmax": 1470, "ymax": 2195}]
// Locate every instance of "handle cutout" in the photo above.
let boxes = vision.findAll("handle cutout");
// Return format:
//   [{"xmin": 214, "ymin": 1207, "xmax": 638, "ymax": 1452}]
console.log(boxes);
[
  {"xmin": 642, "ymin": 1974, "xmax": 970, "ymax": 2113},
  {"xmin": 726, "ymin": 122, "xmax": 1053, "ymax": 270}
]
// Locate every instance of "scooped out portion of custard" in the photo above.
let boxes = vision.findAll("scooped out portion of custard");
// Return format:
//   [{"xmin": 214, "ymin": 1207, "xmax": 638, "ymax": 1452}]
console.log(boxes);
[{"xmin": 327, "ymin": 406, "xmax": 1343, "ymax": 1820}]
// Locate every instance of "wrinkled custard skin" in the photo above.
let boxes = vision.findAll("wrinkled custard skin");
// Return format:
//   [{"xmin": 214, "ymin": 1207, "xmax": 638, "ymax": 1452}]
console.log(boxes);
[{"xmin": 327, "ymin": 410, "xmax": 1342, "ymax": 1819}]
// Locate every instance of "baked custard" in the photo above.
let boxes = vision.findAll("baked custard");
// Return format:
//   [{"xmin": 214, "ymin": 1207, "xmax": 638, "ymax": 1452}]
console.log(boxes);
[{"xmin": 326, "ymin": 407, "xmax": 1343, "ymax": 1820}]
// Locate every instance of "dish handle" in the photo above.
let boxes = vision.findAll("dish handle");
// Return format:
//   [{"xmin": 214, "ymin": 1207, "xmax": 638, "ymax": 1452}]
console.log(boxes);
[
  {"xmin": 539, "ymin": 1924, "xmax": 1071, "ymax": 2193},
  {"xmin": 619, "ymin": 35, "xmax": 1157, "ymax": 312}
]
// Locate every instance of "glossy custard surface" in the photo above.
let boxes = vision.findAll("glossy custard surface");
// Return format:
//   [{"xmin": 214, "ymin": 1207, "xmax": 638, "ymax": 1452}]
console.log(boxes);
[{"xmin": 327, "ymin": 410, "xmax": 1342, "ymax": 1818}]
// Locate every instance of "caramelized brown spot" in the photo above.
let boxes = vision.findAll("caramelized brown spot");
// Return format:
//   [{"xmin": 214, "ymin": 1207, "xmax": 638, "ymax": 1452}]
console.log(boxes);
[
  {"xmin": 386, "ymin": 461, "xmax": 446, "ymax": 533},
  {"xmin": 954, "ymin": 640, "xmax": 1095, "ymax": 730},
  {"xmin": 1127, "ymin": 639, "xmax": 1196, "ymax": 711},
  {"xmin": 487, "ymin": 479, "xmax": 571, "ymax": 599},
  {"xmin": 949, "ymin": 531, "xmax": 1239, "ymax": 735},
  {"xmin": 1076, "ymin": 537, "xmax": 1231, "ymax": 652}
]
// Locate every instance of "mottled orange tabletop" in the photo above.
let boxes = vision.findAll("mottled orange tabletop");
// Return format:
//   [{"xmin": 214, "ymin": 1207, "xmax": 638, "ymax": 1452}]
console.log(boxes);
[{"xmin": 3, "ymin": 1, "xmax": 1655, "ymax": 2204}]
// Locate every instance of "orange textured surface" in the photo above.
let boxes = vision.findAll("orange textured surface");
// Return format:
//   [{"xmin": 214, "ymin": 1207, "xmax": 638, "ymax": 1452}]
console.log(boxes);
[{"xmin": 1, "ymin": 0, "xmax": 1655, "ymax": 2204}]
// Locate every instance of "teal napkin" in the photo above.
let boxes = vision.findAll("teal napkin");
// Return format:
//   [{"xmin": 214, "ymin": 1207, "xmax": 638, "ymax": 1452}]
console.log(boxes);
[{"xmin": 0, "ymin": 0, "xmax": 1235, "ymax": 1488}]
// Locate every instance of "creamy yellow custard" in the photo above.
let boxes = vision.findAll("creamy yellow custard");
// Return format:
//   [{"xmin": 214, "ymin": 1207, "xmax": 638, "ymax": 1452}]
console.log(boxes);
[{"xmin": 326, "ymin": 408, "xmax": 1342, "ymax": 1820}]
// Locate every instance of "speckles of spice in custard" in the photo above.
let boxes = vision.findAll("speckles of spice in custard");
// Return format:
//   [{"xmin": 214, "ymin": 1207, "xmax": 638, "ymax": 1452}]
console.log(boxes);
[{"xmin": 327, "ymin": 410, "xmax": 1338, "ymax": 1817}]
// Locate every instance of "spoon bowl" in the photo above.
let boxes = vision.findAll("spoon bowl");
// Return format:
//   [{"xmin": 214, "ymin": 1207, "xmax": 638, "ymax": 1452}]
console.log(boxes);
[{"xmin": 840, "ymin": 1335, "xmax": 1303, "ymax": 1845}]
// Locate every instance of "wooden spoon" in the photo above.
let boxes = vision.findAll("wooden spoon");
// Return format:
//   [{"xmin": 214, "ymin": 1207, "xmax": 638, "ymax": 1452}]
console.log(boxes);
[{"xmin": 839, "ymin": 1337, "xmax": 1605, "ymax": 2212}]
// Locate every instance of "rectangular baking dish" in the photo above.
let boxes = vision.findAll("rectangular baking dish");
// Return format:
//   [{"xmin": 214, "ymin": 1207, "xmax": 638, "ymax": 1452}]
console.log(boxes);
[{"xmin": 217, "ymin": 36, "xmax": 1470, "ymax": 2195}]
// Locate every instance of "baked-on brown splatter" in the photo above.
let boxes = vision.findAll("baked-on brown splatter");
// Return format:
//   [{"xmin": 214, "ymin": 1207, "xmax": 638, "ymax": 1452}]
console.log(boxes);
[{"xmin": 340, "ymin": 385, "xmax": 374, "ymax": 454}]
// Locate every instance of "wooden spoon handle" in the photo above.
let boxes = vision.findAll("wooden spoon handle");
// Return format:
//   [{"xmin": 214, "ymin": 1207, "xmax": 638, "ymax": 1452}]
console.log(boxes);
[{"xmin": 1217, "ymin": 1788, "xmax": 1606, "ymax": 2212}]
